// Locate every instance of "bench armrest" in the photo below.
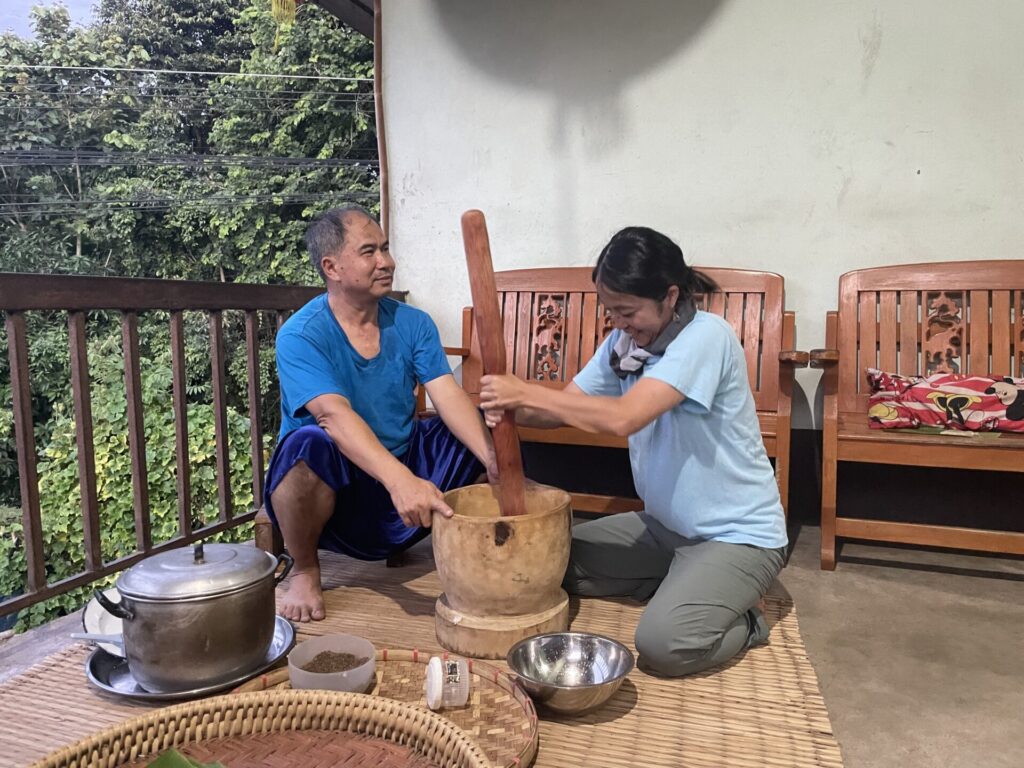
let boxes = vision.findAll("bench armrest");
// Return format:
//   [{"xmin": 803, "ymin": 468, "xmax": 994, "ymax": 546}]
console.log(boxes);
[
  {"xmin": 779, "ymin": 350, "xmax": 810, "ymax": 367},
  {"xmin": 443, "ymin": 346, "xmax": 471, "ymax": 359},
  {"xmin": 809, "ymin": 348, "xmax": 840, "ymax": 368}
]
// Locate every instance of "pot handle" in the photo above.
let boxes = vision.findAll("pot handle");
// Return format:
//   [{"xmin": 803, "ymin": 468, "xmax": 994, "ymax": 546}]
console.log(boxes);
[
  {"xmin": 274, "ymin": 553, "xmax": 294, "ymax": 585},
  {"xmin": 94, "ymin": 589, "xmax": 134, "ymax": 621}
]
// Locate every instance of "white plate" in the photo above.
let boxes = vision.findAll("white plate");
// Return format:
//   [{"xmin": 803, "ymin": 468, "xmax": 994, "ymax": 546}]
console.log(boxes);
[{"xmin": 81, "ymin": 587, "xmax": 125, "ymax": 658}]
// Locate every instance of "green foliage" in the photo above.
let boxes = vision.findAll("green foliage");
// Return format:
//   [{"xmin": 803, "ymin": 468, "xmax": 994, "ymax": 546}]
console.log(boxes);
[
  {"xmin": 0, "ymin": 7, "xmax": 156, "ymax": 270},
  {"xmin": 198, "ymin": 2, "xmax": 378, "ymax": 286},
  {"xmin": 95, "ymin": 0, "xmax": 251, "ymax": 78},
  {"xmin": 0, "ymin": 0, "xmax": 373, "ymax": 628},
  {"xmin": 0, "ymin": 334, "xmax": 264, "ymax": 631},
  {"xmin": 0, "ymin": 0, "xmax": 377, "ymax": 284}
]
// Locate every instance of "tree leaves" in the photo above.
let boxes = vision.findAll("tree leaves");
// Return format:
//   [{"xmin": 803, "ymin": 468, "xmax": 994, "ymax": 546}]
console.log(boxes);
[
  {"xmin": 0, "ymin": 0, "xmax": 372, "ymax": 628},
  {"xmin": 1, "ymin": 0, "xmax": 376, "ymax": 284}
]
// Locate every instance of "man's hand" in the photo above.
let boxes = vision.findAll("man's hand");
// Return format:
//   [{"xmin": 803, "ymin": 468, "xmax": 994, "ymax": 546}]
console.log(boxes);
[
  {"xmin": 386, "ymin": 472, "xmax": 453, "ymax": 528},
  {"xmin": 484, "ymin": 445, "xmax": 500, "ymax": 485}
]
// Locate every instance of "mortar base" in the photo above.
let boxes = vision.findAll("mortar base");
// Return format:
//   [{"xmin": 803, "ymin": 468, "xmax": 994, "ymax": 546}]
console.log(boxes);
[{"xmin": 434, "ymin": 591, "xmax": 570, "ymax": 659}]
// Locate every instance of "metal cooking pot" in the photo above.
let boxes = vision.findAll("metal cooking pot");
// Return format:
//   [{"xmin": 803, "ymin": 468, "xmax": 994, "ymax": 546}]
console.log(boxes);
[{"xmin": 95, "ymin": 541, "xmax": 292, "ymax": 693}]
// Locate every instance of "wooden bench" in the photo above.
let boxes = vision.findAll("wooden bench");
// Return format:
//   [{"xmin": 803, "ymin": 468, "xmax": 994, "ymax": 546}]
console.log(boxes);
[
  {"xmin": 443, "ymin": 266, "xmax": 808, "ymax": 516},
  {"xmin": 810, "ymin": 261, "xmax": 1024, "ymax": 570}
]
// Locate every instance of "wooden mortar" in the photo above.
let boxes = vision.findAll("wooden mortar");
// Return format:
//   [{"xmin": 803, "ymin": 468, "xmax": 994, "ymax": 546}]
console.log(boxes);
[{"xmin": 433, "ymin": 483, "xmax": 572, "ymax": 659}]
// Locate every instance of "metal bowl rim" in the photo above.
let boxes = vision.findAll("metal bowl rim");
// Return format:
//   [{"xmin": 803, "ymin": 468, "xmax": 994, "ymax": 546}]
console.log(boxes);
[{"xmin": 506, "ymin": 631, "xmax": 635, "ymax": 690}]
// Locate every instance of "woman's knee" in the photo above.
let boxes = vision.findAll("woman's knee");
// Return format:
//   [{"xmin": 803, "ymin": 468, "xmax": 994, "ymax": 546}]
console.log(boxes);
[
  {"xmin": 634, "ymin": 604, "xmax": 745, "ymax": 677},
  {"xmin": 634, "ymin": 613, "xmax": 713, "ymax": 677}
]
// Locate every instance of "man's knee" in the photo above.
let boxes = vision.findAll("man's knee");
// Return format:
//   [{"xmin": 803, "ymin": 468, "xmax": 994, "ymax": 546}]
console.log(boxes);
[
  {"xmin": 271, "ymin": 428, "xmax": 337, "ymax": 495},
  {"xmin": 274, "ymin": 460, "xmax": 326, "ymax": 495},
  {"xmin": 270, "ymin": 447, "xmax": 338, "ymax": 515},
  {"xmin": 285, "ymin": 425, "xmax": 334, "ymax": 452}
]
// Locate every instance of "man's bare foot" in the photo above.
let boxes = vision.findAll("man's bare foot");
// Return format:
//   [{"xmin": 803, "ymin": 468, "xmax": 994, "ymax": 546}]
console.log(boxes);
[{"xmin": 279, "ymin": 569, "xmax": 326, "ymax": 622}]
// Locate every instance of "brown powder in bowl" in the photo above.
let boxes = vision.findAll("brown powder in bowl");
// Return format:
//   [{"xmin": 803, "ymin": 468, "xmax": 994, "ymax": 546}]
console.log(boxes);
[{"xmin": 301, "ymin": 650, "xmax": 370, "ymax": 674}]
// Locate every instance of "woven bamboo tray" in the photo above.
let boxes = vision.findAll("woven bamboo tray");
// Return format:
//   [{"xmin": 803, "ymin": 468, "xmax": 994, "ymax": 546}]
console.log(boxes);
[
  {"xmin": 29, "ymin": 689, "xmax": 491, "ymax": 768},
  {"xmin": 234, "ymin": 648, "xmax": 538, "ymax": 768}
]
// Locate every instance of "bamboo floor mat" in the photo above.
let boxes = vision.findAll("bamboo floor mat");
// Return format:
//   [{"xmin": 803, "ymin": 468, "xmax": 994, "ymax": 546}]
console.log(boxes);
[{"xmin": 0, "ymin": 548, "xmax": 844, "ymax": 768}]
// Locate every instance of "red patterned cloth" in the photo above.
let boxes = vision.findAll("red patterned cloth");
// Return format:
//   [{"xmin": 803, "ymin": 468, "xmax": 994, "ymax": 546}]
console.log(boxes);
[{"xmin": 866, "ymin": 369, "xmax": 1024, "ymax": 432}]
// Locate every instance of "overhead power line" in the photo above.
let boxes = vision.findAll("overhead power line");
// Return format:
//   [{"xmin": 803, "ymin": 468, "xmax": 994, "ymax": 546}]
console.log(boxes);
[
  {"xmin": 0, "ymin": 191, "xmax": 378, "ymax": 217},
  {"xmin": 1, "ymin": 87, "xmax": 372, "ymax": 102},
  {"xmin": 0, "ymin": 150, "xmax": 379, "ymax": 168},
  {"xmin": 0, "ymin": 82, "xmax": 377, "ymax": 118},
  {"xmin": 0, "ymin": 99, "xmax": 376, "ymax": 115},
  {"xmin": 0, "ymin": 192, "xmax": 377, "ymax": 207},
  {"xmin": 0, "ymin": 64, "xmax": 372, "ymax": 83},
  {"xmin": 4, "ymin": 80, "xmax": 366, "ymax": 93}
]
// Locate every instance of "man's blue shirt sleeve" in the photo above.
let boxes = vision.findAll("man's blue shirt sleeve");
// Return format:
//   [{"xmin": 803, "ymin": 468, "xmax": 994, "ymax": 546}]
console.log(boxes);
[
  {"xmin": 276, "ymin": 329, "xmax": 348, "ymax": 419},
  {"xmin": 412, "ymin": 314, "xmax": 452, "ymax": 385}
]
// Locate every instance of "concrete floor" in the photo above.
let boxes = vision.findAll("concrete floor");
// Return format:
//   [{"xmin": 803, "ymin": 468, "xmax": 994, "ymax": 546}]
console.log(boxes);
[
  {"xmin": 774, "ymin": 524, "xmax": 1024, "ymax": 768},
  {"xmin": 2, "ymin": 526, "xmax": 1022, "ymax": 767}
]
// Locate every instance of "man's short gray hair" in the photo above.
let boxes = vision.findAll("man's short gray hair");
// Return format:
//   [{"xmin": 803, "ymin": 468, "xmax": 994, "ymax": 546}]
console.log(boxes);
[{"xmin": 304, "ymin": 204, "xmax": 377, "ymax": 279}]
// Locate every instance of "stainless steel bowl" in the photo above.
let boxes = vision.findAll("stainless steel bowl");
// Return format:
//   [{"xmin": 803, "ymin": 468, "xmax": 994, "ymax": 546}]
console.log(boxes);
[{"xmin": 506, "ymin": 632, "xmax": 635, "ymax": 714}]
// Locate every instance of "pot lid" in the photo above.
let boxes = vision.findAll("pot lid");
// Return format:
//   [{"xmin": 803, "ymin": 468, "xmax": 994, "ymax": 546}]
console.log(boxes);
[{"xmin": 116, "ymin": 542, "xmax": 276, "ymax": 599}]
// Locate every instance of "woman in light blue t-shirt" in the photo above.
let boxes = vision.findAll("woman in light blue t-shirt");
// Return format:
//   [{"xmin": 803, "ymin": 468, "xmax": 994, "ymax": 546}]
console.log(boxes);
[{"xmin": 480, "ymin": 227, "xmax": 788, "ymax": 677}]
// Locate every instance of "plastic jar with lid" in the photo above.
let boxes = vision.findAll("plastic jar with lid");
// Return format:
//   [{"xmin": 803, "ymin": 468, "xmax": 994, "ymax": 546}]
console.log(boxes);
[{"xmin": 425, "ymin": 656, "xmax": 470, "ymax": 710}]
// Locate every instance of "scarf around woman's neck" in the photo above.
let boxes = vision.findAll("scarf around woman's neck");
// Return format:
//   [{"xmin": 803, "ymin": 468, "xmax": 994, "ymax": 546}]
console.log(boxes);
[{"xmin": 608, "ymin": 299, "xmax": 697, "ymax": 379}]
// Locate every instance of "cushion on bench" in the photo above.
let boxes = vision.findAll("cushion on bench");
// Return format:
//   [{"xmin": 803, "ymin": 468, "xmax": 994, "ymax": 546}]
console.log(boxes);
[{"xmin": 867, "ymin": 368, "xmax": 1024, "ymax": 433}]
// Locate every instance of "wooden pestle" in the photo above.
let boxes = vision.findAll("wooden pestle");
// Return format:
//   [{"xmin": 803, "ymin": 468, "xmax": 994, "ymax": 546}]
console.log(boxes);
[{"xmin": 461, "ymin": 210, "xmax": 528, "ymax": 517}]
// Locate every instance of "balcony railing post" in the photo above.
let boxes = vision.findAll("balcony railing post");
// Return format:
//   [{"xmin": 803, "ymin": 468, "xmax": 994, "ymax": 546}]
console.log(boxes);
[
  {"xmin": 121, "ymin": 311, "xmax": 152, "ymax": 551},
  {"xmin": 245, "ymin": 311, "xmax": 265, "ymax": 508},
  {"xmin": 5, "ymin": 312, "xmax": 46, "ymax": 593},
  {"xmin": 69, "ymin": 311, "xmax": 102, "ymax": 571},
  {"xmin": 170, "ymin": 311, "xmax": 192, "ymax": 538},
  {"xmin": 209, "ymin": 311, "xmax": 232, "ymax": 522}
]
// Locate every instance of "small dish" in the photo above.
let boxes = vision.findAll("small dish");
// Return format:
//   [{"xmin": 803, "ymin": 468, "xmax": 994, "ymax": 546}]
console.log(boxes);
[
  {"xmin": 287, "ymin": 634, "xmax": 375, "ymax": 693},
  {"xmin": 81, "ymin": 587, "xmax": 125, "ymax": 658}
]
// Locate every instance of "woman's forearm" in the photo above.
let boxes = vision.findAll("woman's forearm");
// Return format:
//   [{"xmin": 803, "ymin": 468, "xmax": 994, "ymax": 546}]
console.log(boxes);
[
  {"xmin": 512, "ymin": 405, "xmax": 565, "ymax": 429},
  {"xmin": 481, "ymin": 374, "xmax": 679, "ymax": 437},
  {"xmin": 520, "ymin": 387, "xmax": 630, "ymax": 436}
]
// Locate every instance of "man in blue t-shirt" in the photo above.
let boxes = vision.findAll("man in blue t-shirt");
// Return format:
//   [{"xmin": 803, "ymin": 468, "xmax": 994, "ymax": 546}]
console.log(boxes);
[{"xmin": 264, "ymin": 205, "xmax": 496, "ymax": 622}]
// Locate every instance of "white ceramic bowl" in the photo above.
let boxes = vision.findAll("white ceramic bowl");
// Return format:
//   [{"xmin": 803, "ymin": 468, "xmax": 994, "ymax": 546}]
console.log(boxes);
[
  {"xmin": 82, "ymin": 587, "xmax": 125, "ymax": 657},
  {"xmin": 287, "ymin": 634, "xmax": 376, "ymax": 693}
]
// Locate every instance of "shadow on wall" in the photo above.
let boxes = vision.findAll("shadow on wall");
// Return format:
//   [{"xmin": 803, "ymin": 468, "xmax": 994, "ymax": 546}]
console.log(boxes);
[
  {"xmin": 430, "ymin": 0, "xmax": 726, "ymax": 153},
  {"xmin": 428, "ymin": 0, "xmax": 728, "ymax": 258}
]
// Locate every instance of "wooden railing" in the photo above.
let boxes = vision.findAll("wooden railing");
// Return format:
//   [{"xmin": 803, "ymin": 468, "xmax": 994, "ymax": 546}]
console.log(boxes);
[{"xmin": 0, "ymin": 273, "xmax": 325, "ymax": 617}]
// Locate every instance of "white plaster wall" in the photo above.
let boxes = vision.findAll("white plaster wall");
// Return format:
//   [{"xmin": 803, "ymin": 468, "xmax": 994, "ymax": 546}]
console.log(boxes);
[{"xmin": 383, "ymin": 0, "xmax": 1024, "ymax": 427}]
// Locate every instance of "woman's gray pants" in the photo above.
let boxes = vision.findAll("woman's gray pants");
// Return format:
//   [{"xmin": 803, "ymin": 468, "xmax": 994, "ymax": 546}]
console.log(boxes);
[{"xmin": 562, "ymin": 512, "xmax": 786, "ymax": 677}]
